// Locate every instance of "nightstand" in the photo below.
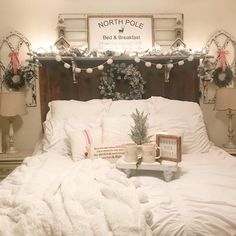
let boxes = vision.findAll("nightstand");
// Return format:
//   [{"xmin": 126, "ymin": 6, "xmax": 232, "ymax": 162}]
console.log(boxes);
[
  {"xmin": 0, "ymin": 151, "xmax": 32, "ymax": 180},
  {"xmin": 222, "ymin": 147, "xmax": 236, "ymax": 156}
]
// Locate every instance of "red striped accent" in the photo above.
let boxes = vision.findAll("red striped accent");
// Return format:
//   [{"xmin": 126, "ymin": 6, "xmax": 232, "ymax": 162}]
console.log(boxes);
[{"xmin": 83, "ymin": 129, "xmax": 92, "ymax": 145}]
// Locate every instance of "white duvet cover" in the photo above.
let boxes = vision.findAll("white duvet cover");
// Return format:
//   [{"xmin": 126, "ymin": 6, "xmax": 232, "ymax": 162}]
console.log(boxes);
[
  {"xmin": 134, "ymin": 146, "xmax": 236, "ymax": 236},
  {"xmin": 0, "ymin": 152, "xmax": 152, "ymax": 236}
]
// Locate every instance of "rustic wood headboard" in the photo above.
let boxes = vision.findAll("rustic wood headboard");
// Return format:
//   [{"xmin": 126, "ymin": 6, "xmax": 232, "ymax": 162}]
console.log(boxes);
[{"xmin": 39, "ymin": 57, "xmax": 200, "ymax": 122}]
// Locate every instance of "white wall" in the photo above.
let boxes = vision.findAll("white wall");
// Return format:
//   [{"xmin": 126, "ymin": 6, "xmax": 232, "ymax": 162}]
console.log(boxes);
[{"xmin": 0, "ymin": 0, "xmax": 236, "ymax": 151}]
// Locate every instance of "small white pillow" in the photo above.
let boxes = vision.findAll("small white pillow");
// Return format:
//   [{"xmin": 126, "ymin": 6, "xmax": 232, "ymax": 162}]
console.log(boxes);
[{"xmin": 67, "ymin": 128, "xmax": 102, "ymax": 161}]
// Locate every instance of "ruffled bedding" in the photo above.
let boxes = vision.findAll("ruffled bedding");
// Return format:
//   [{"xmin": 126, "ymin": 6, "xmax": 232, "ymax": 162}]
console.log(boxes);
[
  {"xmin": 0, "ymin": 152, "xmax": 152, "ymax": 236},
  {"xmin": 134, "ymin": 146, "xmax": 236, "ymax": 236}
]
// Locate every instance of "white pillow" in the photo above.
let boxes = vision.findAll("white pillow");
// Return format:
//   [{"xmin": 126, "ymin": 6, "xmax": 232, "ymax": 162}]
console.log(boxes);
[
  {"xmin": 48, "ymin": 99, "xmax": 112, "ymax": 121},
  {"xmin": 41, "ymin": 118, "xmax": 70, "ymax": 155},
  {"xmin": 67, "ymin": 127, "xmax": 102, "ymax": 161},
  {"xmin": 102, "ymin": 116, "xmax": 134, "ymax": 145},
  {"xmin": 148, "ymin": 113, "xmax": 211, "ymax": 154},
  {"xmin": 150, "ymin": 96, "xmax": 201, "ymax": 117},
  {"xmin": 107, "ymin": 99, "xmax": 151, "ymax": 116}
]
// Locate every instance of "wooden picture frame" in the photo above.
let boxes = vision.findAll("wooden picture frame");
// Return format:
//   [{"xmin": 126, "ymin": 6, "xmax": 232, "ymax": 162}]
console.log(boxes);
[{"xmin": 156, "ymin": 134, "xmax": 182, "ymax": 162}]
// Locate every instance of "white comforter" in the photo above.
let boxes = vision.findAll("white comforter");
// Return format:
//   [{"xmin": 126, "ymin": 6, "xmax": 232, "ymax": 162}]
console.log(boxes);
[
  {"xmin": 134, "ymin": 146, "xmax": 236, "ymax": 236},
  {"xmin": 0, "ymin": 152, "xmax": 152, "ymax": 236}
]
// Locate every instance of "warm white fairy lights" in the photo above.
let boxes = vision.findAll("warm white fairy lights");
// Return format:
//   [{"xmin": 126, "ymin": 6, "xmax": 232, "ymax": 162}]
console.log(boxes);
[{"xmin": 46, "ymin": 50, "xmax": 200, "ymax": 75}]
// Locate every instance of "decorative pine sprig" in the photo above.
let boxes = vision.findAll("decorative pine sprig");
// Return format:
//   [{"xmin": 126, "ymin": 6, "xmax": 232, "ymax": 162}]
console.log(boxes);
[{"xmin": 129, "ymin": 109, "xmax": 152, "ymax": 145}]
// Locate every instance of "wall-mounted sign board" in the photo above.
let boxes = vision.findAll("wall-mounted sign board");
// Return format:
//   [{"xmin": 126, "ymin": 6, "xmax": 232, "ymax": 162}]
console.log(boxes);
[
  {"xmin": 58, "ymin": 13, "xmax": 183, "ymax": 50},
  {"xmin": 88, "ymin": 16, "xmax": 153, "ymax": 52}
]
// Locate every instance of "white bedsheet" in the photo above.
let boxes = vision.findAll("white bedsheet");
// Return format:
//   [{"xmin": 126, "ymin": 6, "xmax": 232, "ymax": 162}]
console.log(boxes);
[
  {"xmin": 133, "ymin": 146, "xmax": 236, "ymax": 236},
  {"xmin": 0, "ymin": 152, "xmax": 151, "ymax": 236}
]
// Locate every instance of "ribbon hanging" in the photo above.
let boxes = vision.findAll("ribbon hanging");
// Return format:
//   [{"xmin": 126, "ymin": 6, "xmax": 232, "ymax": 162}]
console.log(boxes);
[
  {"xmin": 9, "ymin": 51, "xmax": 20, "ymax": 74},
  {"xmin": 217, "ymin": 50, "xmax": 228, "ymax": 72}
]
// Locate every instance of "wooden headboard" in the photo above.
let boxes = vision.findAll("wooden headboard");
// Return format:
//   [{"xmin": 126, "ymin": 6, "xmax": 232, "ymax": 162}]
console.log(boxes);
[{"xmin": 39, "ymin": 57, "xmax": 200, "ymax": 122}]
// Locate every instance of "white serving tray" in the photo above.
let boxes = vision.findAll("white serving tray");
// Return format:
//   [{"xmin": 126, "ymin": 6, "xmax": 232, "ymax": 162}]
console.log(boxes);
[{"xmin": 116, "ymin": 156, "xmax": 179, "ymax": 181}]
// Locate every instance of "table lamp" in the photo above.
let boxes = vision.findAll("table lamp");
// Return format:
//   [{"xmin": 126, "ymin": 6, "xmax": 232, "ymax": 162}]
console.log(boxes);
[
  {"xmin": 0, "ymin": 92, "xmax": 27, "ymax": 153},
  {"xmin": 215, "ymin": 88, "xmax": 236, "ymax": 149}
]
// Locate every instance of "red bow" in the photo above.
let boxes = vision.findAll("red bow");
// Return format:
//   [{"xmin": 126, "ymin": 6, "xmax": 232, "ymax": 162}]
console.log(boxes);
[
  {"xmin": 217, "ymin": 50, "xmax": 228, "ymax": 72},
  {"xmin": 9, "ymin": 51, "xmax": 20, "ymax": 74}
]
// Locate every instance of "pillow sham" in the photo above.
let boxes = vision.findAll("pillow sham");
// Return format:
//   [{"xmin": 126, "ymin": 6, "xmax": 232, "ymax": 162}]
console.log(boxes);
[
  {"xmin": 102, "ymin": 115, "xmax": 134, "ymax": 145},
  {"xmin": 48, "ymin": 99, "xmax": 112, "ymax": 121},
  {"xmin": 107, "ymin": 99, "xmax": 152, "ymax": 117},
  {"xmin": 148, "ymin": 113, "xmax": 211, "ymax": 154}
]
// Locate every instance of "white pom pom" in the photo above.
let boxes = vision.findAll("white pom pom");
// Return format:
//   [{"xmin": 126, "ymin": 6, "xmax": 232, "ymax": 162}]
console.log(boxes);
[
  {"xmin": 188, "ymin": 55, "xmax": 194, "ymax": 61},
  {"xmin": 145, "ymin": 61, "xmax": 152, "ymax": 67},
  {"xmin": 167, "ymin": 63, "xmax": 174, "ymax": 69},
  {"xmin": 75, "ymin": 68, "xmax": 81, "ymax": 73},
  {"xmin": 107, "ymin": 58, "xmax": 113, "ymax": 64},
  {"xmin": 55, "ymin": 54, "xmax": 62, "ymax": 62},
  {"xmin": 178, "ymin": 60, "xmax": 185, "ymax": 66},
  {"xmin": 97, "ymin": 65, "xmax": 104, "ymax": 70},
  {"xmin": 86, "ymin": 68, "xmax": 93, "ymax": 73},
  {"xmin": 156, "ymin": 64, "xmax": 163, "ymax": 69},
  {"xmin": 134, "ymin": 56, "xmax": 141, "ymax": 63},
  {"xmin": 64, "ymin": 63, "xmax": 71, "ymax": 69}
]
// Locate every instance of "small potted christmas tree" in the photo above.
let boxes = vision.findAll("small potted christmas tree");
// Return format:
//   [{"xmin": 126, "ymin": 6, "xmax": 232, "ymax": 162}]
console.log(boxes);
[{"xmin": 129, "ymin": 109, "xmax": 152, "ymax": 167}]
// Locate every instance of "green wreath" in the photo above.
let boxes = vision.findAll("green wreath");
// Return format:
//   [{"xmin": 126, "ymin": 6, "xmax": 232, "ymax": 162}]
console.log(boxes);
[
  {"xmin": 99, "ymin": 63, "xmax": 146, "ymax": 100},
  {"xmin": 213, "ymin": 66, "xmax": 233, "ymax": 88},
  {"xmin": 3, "ymin": 66, "xmax": 37, "ymax": 90},
  {"xmin": 4, "ymin": 69, "xmax": 25, "ymax": 90}
]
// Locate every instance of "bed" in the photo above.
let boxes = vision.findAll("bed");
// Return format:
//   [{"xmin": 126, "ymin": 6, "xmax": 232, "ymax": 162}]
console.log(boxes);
[{"xmin": 0, "ymin": 58, "xmax": 236, "ymax": 236}]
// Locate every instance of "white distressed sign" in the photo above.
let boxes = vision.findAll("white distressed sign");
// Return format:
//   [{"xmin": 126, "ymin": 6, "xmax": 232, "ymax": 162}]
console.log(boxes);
[{"xmin": 88, "ymin": 16, "xmax": 153, "ymax": 52}]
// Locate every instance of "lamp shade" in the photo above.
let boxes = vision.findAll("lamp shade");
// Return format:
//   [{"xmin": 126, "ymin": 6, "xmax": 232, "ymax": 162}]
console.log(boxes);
[
  {"xmin": 215, "ymin": 88, "xmax": 236, "ymax": 111},
  {"xmin": 0, "ymin": 92, "xmax": 27, "ymax": 117}
]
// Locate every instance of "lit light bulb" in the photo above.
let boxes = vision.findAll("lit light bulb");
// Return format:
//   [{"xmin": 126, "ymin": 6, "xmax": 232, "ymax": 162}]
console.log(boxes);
[
  {"xmin": 107, "ymin": 58, "xmax": 113, "ymax": 64},
  {"xmin": 98, "ymin": 65, "xmax": 104, "ymax": 70},
  {"xmin": 64, "ymin": 63, "xmax": 71, "ymax": 69},
  {"xmin": 178, "ymin": 60, "xmax": 184, "ymax": 66},
  {"xmin": 145, "ymin": 62, "xmax": 152, "ymax": 67},
  {"xmin": 55, "ymin": 55, "xmax": 62, "ymax": 62},
  {"xmin": 156, "ymin": 64, "xmax": 163, "ymax": 69},
  {"xmin": 75, "ymin": 68, "xmax": 81, "ymax": 73},
  {"xmin": 134, "ymin": 56, "xmax": 141, "ymax": 63},
  {"xmin": 86, "ymin": 68, "xmax": 93, "ymax": 73}
]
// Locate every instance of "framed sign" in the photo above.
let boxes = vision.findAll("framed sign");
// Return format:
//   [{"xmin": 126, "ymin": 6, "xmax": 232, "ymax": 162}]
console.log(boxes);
[
  {"xmin": 88, "ymin": 16, "xmax": 153, "ymax": 52},
  {"xmin": 156, "ymin": 134, "xmax": 182, "ymax": 162}
]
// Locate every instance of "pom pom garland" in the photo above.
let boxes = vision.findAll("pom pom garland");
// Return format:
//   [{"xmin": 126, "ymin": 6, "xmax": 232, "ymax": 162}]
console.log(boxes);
[
  {"xmin": 55, "ymin": 55, "xmax": 62, "ymax": 62},
  {"xmin": 167, "ymin": 63, "xmax": 174, "ymax": 69},
  {"xmin": 98, "ymin": 65, "xmax": 104, "ymax": 70},
  {"xmin": 134, "ymin": 56, "xmax": 141, "ymax": 63},
  {"xmin": 106, "ymin": 58, "xmax": 113, "ymax": 64},
  {"xmin": 64, "ymin": 63, "xmax": 71, "ymax": 69},
  {"xmin": 178, "ymin": 60, "xmax": 185, "ymax": 66},
  {"xmin": 53, "ymin": 53, "xmax": 196, "ymax": 74},
  {"xmin": 86, "ymin": 68, "xmax": 93, "ymax": 73},
  {"xmin": 156, "ymin": 64, "xmax": 163, "ymax": 69},
  {"xmin": 145, "ymin": 62, "xmax": 152, "ymax": 67},
  {"xmin": 75, "ymin": 68, "xmax": 81, "ymax": 73}
]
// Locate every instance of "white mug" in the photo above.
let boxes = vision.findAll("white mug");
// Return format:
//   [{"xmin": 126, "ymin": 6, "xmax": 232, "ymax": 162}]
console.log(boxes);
[
  {"xmin": 124, "ymin": 143, "xmax": 138, "ymax": 162},
  {"xmin": 142, "ymin": 143, "xmax": 159, "ymax": 163}
]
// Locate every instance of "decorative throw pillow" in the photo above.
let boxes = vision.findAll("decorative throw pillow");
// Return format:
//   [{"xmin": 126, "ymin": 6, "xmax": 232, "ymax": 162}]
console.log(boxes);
[
  {"xmin": 90, "ymin": 145, "xmax": 125, "ymax": 160},
  {"xmin": 66, "ymin": 128, "xmax": 102, "ymax": 161}
]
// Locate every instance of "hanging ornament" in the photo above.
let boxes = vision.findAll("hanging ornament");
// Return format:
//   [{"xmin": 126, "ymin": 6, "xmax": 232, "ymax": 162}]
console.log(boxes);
[
  {"xmin": 156, "ymin": 64, "xmax": 163, "ymax": 69},
  {"xmin": 187, "ymin": 55, "xmax": 194, "ymax": 61},
  {"xmin": 86, "ymin": 68, "xmax": 93, "ymax": 73},
  {"xmin": 75, "ymin": 67, "xmax": 81, "ymax": 73},
  {"xmin": 64, "ymin": 63, "xmax": 71, "ymax": 69},
  {"xmin": 178, "ymin": 60, "xmax": 185, "ymax": 66},
  {"xmin": 134, "ymin": 56, "xmax": 141, "ymax": 63},
  {"xmin": 98, "ymin": 65, "xmax": 104, "ymax": 70},
  {"xmin": 167, "ymin": 63, "xmax": 174, "ymax": 69},
  {"xmin": 55, "ymin": 54, "xmax": 62, "ymax": 62},
  {"xmin": 145, "ymin": 62, "xmax": 152, "ymax": 67},
  {"xmin": 107, "ymin": 58, "xmax": 113, "ymax": 65},
  {"xmin": 9, "ymin": 51, "xmax": 20, "ymax": 74}
]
